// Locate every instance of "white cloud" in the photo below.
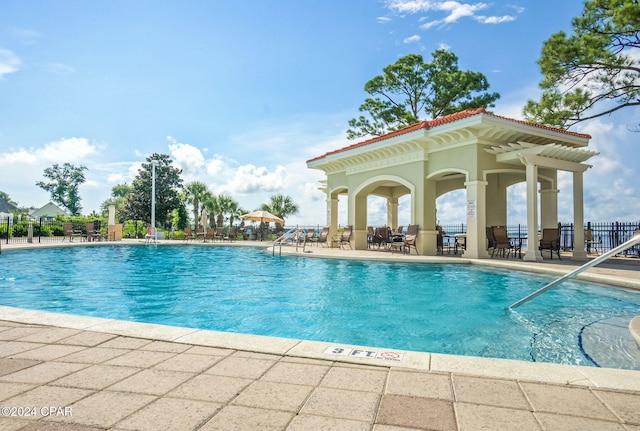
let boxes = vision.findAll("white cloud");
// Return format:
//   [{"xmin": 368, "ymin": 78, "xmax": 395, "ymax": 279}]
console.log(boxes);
[
  {"xmin": 0, "ymin": 49, "xmax": 21, "ymax": 78},
  {"xmin": 475, "ymin": 15, "xmax": 515, "ymax": 24},
  {"xmin": 218, "ymin": 164, "xmax": 287, "ymax": 195},
  {"xmin": 403, "ymin": 34, "xmax": 421, "ymax": 43},
  {"xmin": 385, "ymin": 0, "xmax": 519, "ymax": 30},
  {"xmin": 40, "ymin": 137, "xmax": 97, "ymax": 162},
  {"xmin": 46, "ymin": 63, "xmax": 76, "ymax": 74},
  {"xmin": 167, "ymin": 136, "xmax": 206, "ymax": 178},
  {"xmin": 0, "ymin": 137, "xmax": 99, "ymax": 208}
]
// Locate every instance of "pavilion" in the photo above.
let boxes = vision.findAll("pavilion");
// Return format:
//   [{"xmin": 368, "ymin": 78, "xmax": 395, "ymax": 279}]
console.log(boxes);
[{"xmin": 306, "ymin": 108, "xmax": 599, "ymax": 261}]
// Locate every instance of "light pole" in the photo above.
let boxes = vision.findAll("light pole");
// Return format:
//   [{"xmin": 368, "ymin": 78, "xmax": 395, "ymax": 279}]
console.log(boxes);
[{"xmin": 151, "ymin": 159, "xmax": 159, "ymax": 243}]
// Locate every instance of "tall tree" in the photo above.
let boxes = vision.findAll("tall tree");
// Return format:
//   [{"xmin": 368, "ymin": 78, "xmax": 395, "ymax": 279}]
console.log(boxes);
[
  {"xmin": 35, "ymin": 163, "xmax": 87, "ymax": 215},
  {"xmin": 122, "ymin": 153, "xmax": 183, "ymax": 226},
  {"xmin": 183, "ymin": 181, "xmax": 209, "ymax": 228},
  {"xmin": 347, "ymin": 51, "xmax": 500, "ymax": 139},
  {"xmin": 259, "ymin": 194, "xmax": 299, "ymax": 228},
  {"xmin": 523, "ymin": 0, "xmax": 639, "ymax": 128},
  {"xmin": 99, "ymin": 184, "xmax": 132, "ymax": 221}
]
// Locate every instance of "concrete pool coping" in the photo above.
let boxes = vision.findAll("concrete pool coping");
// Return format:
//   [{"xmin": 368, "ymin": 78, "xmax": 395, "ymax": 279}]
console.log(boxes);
[{"xmin": 1, "ymin": 240, "xmax": 640, "ymax": 429}]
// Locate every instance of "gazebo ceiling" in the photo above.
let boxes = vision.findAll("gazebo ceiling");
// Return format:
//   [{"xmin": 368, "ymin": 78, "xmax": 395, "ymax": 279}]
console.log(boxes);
[{"xmin": 485, "ymin": 141, "xmax": 599, "ymax": 170}]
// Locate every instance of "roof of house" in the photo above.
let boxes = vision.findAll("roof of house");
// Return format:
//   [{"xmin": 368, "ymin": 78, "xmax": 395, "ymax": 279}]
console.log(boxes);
[
  {"xmin": 306, "ymin": 108, "xmax": 591, "ymax": 164},
  {"xmin": 0, "ymin": 198, "xmax": 18, "ymax": 213}
]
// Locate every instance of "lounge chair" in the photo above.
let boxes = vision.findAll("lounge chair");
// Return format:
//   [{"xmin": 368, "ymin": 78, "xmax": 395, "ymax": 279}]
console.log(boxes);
[
  {"xmin": 491, "ymin": 226, "xmax": 514, "ymax": 258},
  {"xmin": 332, "ymin": 225, "xmax": 352, "ymax": 249},
  {"xmin": 195, "ymin": 227, "xmax": 206, "ymax": 242},
  {"xmin": 214, "ymin": 227, "xmax": 224, "ymax": 242},
  {"xmin": 62, "ymin": 222, "xmax": 82, "ymax": 242},
  {"xmin": 585, "ymin": 229, "xmax": 601, "ymax": 255},
  {"xmin": 539, "ymin": 228, "xmax": 561, "ymax": 259},
  {"xmin": 184, "ymin": 227, "xmax": 195, "ymax": 241}
]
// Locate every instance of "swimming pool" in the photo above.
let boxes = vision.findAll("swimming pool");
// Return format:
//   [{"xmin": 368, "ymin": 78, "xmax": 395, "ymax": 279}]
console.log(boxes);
[{"xmin": 1, "ymin": 245, "xmax": 639, "ymax": 368}]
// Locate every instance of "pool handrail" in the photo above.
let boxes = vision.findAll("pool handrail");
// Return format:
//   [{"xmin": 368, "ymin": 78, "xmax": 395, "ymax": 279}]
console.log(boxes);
[
  {"xmin": 509, "ymin": 231, "xmax": 640, "ymax": 309},
  {"xmin": 272, "ymin": 228, "xmax": 305, "ymax": 256}
]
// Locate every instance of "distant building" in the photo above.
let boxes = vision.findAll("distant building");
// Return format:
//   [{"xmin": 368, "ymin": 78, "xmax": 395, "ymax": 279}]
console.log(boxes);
[
  {"xmin": 30, "ymin": 202, "xmax": 67, "ymax": 220},
  {"xmin": 0, "ymin": 198, "xmax": 19, "ymax": 222}
]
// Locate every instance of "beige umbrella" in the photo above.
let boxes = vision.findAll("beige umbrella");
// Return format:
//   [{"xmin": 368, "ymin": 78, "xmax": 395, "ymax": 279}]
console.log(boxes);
[
  {"xmin": 200, "ymin": 208, "xmax": 208, "ymax": 228},
  {"xmin": 241, "ymin": 210, "xmax": 283, "ymax": 241},
  {"xmin": 241, "ymin": 210, "xmax": 283, "ymax": 225}
]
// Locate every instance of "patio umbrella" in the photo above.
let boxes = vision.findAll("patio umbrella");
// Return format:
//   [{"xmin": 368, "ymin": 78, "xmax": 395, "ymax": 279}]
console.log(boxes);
[
  {"xmin": 241, "ymin": 210, "xmax": 283, "ymax": 241},
  {"xmin": 241, "ymin": 210, "xmax": 283, "ymax": 225},
  {"xmin": 200, "ymin": 208, "xmax": 208, "ymax": 228}
]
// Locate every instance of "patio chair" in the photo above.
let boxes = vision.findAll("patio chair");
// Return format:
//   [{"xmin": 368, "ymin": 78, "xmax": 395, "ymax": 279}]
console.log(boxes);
[
  {"xmin": 224, "ymin": 227, "xmax": 236, "ymax": 242},
  {"xmin": 195, "ymin": 226, "xmax": 206, "ymax": 242},
  {"xmin": 183, "ymin": 227, "xmax": 195, "ymax": 241},
  {"xmin": 314, "ymin": 226, "xmax": 329, "ymax": 247},
  {"xmin": 332, "ymin": 225, "xmax": 352, "ymax": 249},
  {"xmin": 371, "ymin": 227, "xmax": 387, "ymax": 249},
  {"xmin": 491, "ymin": 226, "xmax": 514, "ymax": 258},
  {"xmin": 304, "ymin": 228, "xmax": 315, "ymax": 245},
  {"xmin": 62, "ymin": 222, "xmax": 82, "ymax": 242},
  {"xmin": 214, "ymin": 227, "xmax": 224, "ymax": 242},
  {"xmin": 486, "ymin": 227, "xmax": 496, "ymax": 250},
  {"xmin": 539, "ymin": 228, "xmax": 561, "ymax": 260},
  {"xmin": 86, "ymin": 223, "xmax": 101, "ymax": 242},
  {"xmin": 367, "ymin": 226, "xmax": 374, "ymax": 248},
  {"xmin": 403, "ymin": 224, "xmax": 419, "ymax": 255},
  {"xmin": 454, "ymin": 234, "xmax": 466, "ymax": 254},
  {"xmin": 585, "ymin": 229, "xmax": 601, "ymax": 255}
]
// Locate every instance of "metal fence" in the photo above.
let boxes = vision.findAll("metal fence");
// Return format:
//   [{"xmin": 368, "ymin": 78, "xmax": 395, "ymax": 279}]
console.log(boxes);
[{"xmin": 438, "ymin": 221, "xmax": 640, "ymax": 256}]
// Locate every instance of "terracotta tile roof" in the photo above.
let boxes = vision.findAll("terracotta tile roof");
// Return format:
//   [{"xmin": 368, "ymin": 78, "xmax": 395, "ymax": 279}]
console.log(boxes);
[{"xmin": 306, "ymin": 108, "xmax": 591, "ymax": 164}]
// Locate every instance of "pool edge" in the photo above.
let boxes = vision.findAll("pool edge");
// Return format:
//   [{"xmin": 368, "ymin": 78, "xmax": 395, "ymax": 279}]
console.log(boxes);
[{"xmin": 2, "ymin": 305, "xmax": 639, "ymax": 392}]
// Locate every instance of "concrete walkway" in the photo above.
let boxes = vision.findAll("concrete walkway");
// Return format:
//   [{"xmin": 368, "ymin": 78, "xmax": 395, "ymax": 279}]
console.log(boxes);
[{"xmin": 1, "ymin": 240, "xmax": 640, "ymax": 430}]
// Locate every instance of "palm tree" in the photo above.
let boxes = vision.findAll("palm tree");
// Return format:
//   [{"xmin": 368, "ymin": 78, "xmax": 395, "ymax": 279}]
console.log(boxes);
[
  {"xmin": 259, "ymin": 194, "xmax": 299, "ymax": 229},
  {"xmin": 215, "ymin": 194, "xmax": 234, "ymax": 228},
  {"xmin": 182, "ymin": 181, "xmax": 209, "ymax": 228}
]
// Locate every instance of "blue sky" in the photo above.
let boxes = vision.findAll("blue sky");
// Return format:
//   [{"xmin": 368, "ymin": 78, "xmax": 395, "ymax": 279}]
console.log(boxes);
[{"xmin": 1, "ymin": 0, "xmax": 638, "ymax": 226}]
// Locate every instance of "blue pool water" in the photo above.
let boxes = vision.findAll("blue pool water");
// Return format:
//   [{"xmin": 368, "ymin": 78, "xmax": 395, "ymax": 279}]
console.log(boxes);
[{"xmin": 1, "ymin": 245, "xmax": 639, "ymax": 367}]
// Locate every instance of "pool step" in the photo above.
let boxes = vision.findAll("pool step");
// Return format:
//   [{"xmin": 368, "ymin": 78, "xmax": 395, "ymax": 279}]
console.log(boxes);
[{"xmin": 579, "ymin": 316, "xmax": 640, "ymax": 370}]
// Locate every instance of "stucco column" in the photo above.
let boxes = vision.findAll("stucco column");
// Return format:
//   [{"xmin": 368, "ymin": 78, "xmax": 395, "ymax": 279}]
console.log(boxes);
[
  {"xmin": 540, "ymin": 187, "xmax": 559, "ymax": 228},
  {"xmin": 416, "ymin": 176, "xmax": 437, "ymax": 255},
  {"xmin": 387, "ymin": 198, "xmax": 399, "ymax": 230},
  {"xmin": 485, "ymin": 175, "xmax": 507, "ymax": 227},
  {"xmin": 329, "ymin": 196, "xmax": 339, "ymax": 247},
  {"xmin": 523, "ymin": 161, "xmax": 543, "ymax": 261},
  {"xmin": 351, "ymin": 193, "xmax": 368, "ymax": 250},
  {"xmin": 572, "ymin": 171, "xmax": 588, "ymax": 260},
  {"xmin": 463, "ymin": 180, "xmax": 490, "ymax": 259}
]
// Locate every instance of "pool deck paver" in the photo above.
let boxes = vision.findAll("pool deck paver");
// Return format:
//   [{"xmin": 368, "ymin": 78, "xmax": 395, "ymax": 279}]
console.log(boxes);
[{"xmin": 1, "ymin": 240, "xmax": 640, "ymax": 430}]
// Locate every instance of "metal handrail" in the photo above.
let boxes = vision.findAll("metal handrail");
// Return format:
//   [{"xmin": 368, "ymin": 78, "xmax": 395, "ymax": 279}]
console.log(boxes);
[
  {"xmin": 272, "ymin": 228, "xmax": 303, "ymax": 256},
  {"xmin": 509, "ymin": 231, "xmax": 640, "ymax": 309}
]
